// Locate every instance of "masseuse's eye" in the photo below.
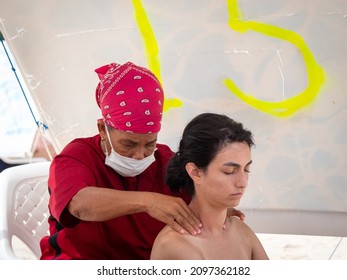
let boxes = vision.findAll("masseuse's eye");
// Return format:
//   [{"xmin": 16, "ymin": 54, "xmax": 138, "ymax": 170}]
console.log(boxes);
[
  {"xmin": 145, "ymin": 143, "xmax": 156, "ymax": 149},
  {"xmin": 122, "ymin": 142, "xmax": 136, "ymax": 149}
]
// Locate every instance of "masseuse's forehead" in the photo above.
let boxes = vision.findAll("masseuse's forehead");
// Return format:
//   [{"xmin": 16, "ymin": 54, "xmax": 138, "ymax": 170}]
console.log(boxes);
[{"xmin": 111, "ymin": 129, "xmax": 158, "ymax": 143}]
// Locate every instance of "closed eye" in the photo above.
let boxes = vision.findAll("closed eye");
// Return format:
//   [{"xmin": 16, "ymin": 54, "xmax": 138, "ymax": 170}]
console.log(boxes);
[
  {"xmin": 223, "ymin": 160, "xmax": 252, "ymax": 174},
  {"xmin": 145, "ymin": 143, "xmax": 156, "ymax": 149},
  {"xmin": 122, "ymin": 143, "xmax": 136, "ymax": 149}
]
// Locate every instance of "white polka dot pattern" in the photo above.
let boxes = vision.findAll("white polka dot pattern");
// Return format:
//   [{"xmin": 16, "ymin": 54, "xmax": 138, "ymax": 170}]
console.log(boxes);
[{"xmin": 95, "ymin": 62, "xmax": 164, "ymax": 133}]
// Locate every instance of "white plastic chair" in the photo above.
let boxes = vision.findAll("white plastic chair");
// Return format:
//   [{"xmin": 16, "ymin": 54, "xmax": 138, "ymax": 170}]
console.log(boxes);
[{"xmin": 0, "ymin": 161, "xmax": 51, "ymax": 259}]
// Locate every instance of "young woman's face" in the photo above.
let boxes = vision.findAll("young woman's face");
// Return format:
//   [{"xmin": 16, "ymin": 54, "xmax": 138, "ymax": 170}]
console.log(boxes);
[{"xmin": 198, "ymin": 142, "xmax": 252, "ymax": 209}]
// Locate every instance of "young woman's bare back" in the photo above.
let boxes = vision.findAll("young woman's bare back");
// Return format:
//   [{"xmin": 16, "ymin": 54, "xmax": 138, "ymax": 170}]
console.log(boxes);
[{"xmin": 150, "ymin": 217, "xmax": 268, "ymax": 260}]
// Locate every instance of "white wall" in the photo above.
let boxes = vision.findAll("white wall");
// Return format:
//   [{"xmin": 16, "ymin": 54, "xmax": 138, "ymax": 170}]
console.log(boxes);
[{"xmin": 1, "ymin": 0, "xmax": 346, "ymax": 235}]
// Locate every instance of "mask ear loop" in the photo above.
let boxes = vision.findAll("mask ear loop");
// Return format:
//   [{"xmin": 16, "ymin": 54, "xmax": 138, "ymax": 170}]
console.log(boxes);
[
  {"xmin": 104, "ymin": 122, "xmax": 113, "ymax": 156},
  {"xmin": 103, "ymin": 140, "xmax": 109, "ymax": 156}
]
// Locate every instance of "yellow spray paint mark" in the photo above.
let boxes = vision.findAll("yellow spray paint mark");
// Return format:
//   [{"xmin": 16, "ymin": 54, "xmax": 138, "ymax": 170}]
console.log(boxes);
[
  {"xmin": 132, "ymin": 0, "xmax": 182, "ymax": 112},
  {"xmin": 226, "ymin": 0, "xmax": 325, "ymax": 117}
]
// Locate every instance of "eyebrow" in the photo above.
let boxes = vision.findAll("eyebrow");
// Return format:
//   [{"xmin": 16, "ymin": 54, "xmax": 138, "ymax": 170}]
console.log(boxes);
[
  {"xmin": 147, "ymin": 139, "xmax": 157, "ymax": 145},
  {"xmin": 223, "ymin": 160, "xmax": 252, "ymax": 167},
  {"xmin": 121, "ymin": 139, "xmax": 157, "ymax": 145}
]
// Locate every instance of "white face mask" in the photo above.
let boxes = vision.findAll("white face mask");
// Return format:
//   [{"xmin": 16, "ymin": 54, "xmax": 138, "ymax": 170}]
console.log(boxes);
[{"xmin": 104, "ymin": 127, "xmax": 156, "ymax": 177}]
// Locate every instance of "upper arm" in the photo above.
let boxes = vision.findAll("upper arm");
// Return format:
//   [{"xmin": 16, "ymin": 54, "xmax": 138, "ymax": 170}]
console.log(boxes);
[
  {"xmin": 237, "ymin": 220, "xmax": 269, "ymax": 260},
  {"xmin": 49, "ymin": 154, "xmax": 96, "ymax": 226},
  {"xmin": 251, "ymin": 235, "xmax": 269, "ymax": 260}
]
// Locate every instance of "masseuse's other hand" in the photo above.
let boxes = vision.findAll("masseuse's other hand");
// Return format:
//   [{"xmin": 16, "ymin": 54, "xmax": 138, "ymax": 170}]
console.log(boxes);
[
  {"xmin": 227, "ymin": 208, "xmax": 245, "ymax": 221},
  {"xmin": 144, "ymin": 192, "xmax": 202, "ymax": 235},
  {"xmin": 222, "ymin": 208, "xmax": 245, "ymax": 230}
]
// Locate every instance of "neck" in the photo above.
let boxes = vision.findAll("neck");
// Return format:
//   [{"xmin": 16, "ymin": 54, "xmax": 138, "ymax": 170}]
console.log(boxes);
[{"xmin": 189, "ymin": 196, "xmax": 228, "ymax": 234}]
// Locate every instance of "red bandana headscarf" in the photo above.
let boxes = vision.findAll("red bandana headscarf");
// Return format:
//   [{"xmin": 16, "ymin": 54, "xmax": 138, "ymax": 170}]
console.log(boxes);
[{"xmin": 95, "ymin": 61, "xmax": 164, "ymax": 133}]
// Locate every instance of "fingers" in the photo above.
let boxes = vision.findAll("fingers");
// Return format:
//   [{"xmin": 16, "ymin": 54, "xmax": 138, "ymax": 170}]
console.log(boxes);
[
  {"xmin": 145, "ymin": 193, "xmax": 203, "ymax": 236},
  {"xmin": 167, "ymin": 217, "xmax": 186, "ymax": 235},
  {"xmin": 235, "ymin": 209, "xmax": 245, "ymax": 221},
  {"xmin": 222, "ymin": 208, "xmax": 246, "ymax": 229},
  {"xmin": 227, "ymin": 208, "xmax": 245, "ymax": 221},
  {"xmin": 169, "ymin": 199, "xmax": 202, "ymax": 235},
  {"xmin": 172, "ymin": 213, "xmax": 201, "ymax": 236}
]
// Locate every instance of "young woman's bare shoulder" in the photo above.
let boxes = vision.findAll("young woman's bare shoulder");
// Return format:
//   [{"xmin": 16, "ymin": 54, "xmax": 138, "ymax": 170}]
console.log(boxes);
[
  {"xmin": 228, "ymin": 216, "xmax": 257, "ymax": 241},
  {"xmin": 230, "ymin": 216, "xmax": 255, "ymax": 234},
  {"xmin": 230, "ymin": 217, "xmax": 269, "ymax": 260},
  {"xmin": 150, "ymin": 226, "xmax": 201, "ymax": 260}
]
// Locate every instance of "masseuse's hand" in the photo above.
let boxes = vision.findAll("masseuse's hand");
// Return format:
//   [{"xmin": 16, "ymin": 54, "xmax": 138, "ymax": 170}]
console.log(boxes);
[
  {"xmin": 144, "ymin": 192, "xmax": 202, "ymax": 235},
  {"xmin": 227, "ymin": 207, "xmax": 245, "ymax": 221},
  {"xmin": 222, "ymin": 208, "xmax": 245, "ymax": 230}
]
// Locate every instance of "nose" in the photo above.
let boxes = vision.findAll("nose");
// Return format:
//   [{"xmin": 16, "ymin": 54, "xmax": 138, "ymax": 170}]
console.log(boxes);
[
  {"xmin": 236, "ymin": 172, "xmax": 249, "ymax": 189},
  {"xmin": 132, "ymin": 147, "xmax": 147, "ymax": 160}
]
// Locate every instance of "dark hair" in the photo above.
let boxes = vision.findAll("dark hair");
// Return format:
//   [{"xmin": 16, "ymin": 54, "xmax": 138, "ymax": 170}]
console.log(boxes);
[{"xmin": 166, "ymin": 113, "xmax": 254, "ymax": 196}]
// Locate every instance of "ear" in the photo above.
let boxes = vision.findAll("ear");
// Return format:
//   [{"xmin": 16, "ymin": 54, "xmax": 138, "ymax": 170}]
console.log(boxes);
[
  {"xmin": 97, "ymin": 120, "xmax": 107, "ymax": 140},
  {"xmin": 185, "ymin": 162, "xmax": 201, "ymax": 183}
]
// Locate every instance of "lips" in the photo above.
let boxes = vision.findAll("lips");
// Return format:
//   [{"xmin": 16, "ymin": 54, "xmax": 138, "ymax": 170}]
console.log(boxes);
[{"xmin": 231, "ymin": 192, "xmax": 243, "ymax": 198}]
